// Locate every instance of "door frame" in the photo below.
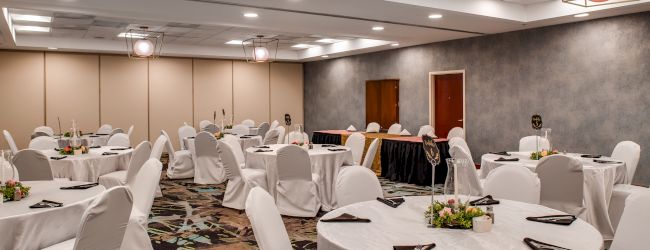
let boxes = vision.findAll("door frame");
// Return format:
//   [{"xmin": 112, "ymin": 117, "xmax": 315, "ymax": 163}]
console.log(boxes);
[{"xmin": 428, "ymin": 70, "xmax": 466, "ymax": 135}]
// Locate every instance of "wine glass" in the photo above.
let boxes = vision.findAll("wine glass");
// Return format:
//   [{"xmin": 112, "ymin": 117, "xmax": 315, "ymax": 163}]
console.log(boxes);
[{"xmin": 422, "ymin": 135, "xmax": 440, "ymax": 204}]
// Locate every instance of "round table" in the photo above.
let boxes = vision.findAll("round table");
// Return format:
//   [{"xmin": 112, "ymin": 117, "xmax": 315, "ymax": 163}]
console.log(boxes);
[
  {"xmin": 0, "ymin": 180, "xmax": 105, "ymax": 250},
  {"xmin": 41, "ymin": 146, "xmax": 133, "ymax": 182},
  {"xmin": 184, "ymin": 135, "xmax": 263, "ymax": 157},
  {"xmin": 480, "ymin": 152, "xmax": 627, "ymax": 239},
  {"xmin": 245, "ymin": 144, "xmax": 354, "ymax": 211},
  {"xmin": 317, "ymin": 196, "xmax": 603, "ymax": 250}
]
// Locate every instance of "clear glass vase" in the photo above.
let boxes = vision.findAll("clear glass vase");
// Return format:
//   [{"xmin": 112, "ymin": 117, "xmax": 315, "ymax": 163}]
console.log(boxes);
[
  {"xmin": 444, "ymin": 158, "xmax": 457, "ymax": 200},
  {"xmin": 542, "ymin": 128, "xmax": 552, "ymax": 151}
]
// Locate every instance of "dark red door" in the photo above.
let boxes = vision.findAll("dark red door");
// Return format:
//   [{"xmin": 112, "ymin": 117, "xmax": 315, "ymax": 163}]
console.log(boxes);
[{"xmin": 434, "ymin": 74, "xmax": 463, "ymax": 138}]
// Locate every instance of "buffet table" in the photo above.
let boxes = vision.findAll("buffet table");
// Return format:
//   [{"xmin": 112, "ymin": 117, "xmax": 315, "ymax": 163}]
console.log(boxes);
[{"xmin": 380, "ymin": 137, "xmax": 450, "ymax": 186}]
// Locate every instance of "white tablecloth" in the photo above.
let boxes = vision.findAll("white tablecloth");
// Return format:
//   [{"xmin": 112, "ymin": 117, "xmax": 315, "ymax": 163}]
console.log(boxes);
[
  {"xmin": 480, "ymin": 152, "xmax": 627, "ymax": 240},
  {"xmin": 317, "ymin": 196, "xmax": 603, "ymax": 250},
  {"xmin": 42, "ymin": 146, "xmax": 133, "ymax": 182},
  {"xmin": 245, "ymin": 144, "xmax": 354, "ymax": 211},
  {"xmin": 183, "ymin": 135, "xmax": 263, "ymax": 155},
  {"xmin": 0, "ymin": 180, "xmax": 105, "ymax": 250}
]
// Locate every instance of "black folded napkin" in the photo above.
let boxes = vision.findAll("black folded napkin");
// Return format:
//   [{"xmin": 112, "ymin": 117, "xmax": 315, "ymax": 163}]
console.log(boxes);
[
  {"xmin": 111, "ymin": 147, "xmax": 132, "ymax": 151},
  {"xmin": 187, "ymin": 136, "xmax": 195, "ymax": 139},
  {"xmin": 89, "ymin": 146, "xmax": 101, "ymax": 149},
  {"xmin": 524, "ymin": 237, "xmax": 570, "ymax": 250},
  {"xmin": 321, "ymin": 213, "xmax": 371, "ymax": 223},
  {"xmin": 526, "ymin": 215, "xmax": 577, "ymax": 226},
  {"xmin": 53, "ymin": 148, "xmax": 61, "ymax": 151},
  {"xmin": 490, "ymin": 151, "xmax": 511, "ymax": 156},
  {"xmin": 102, "ymin": 152, "xmax": 118, "ymax": 156},
  {"xmin": 581, "ymin": 154, "xmax": 602, "ymax": 159},
  {"xmin": 240, "ymin": 136, "xmax": 252, "ymax": 139},
  {"xmin": 88, "ymin": 135, "xmax": 100, "ymax": 138},
  {"xmin": 50, "ymin": 156, "xmax": 67, "ymax": 160},
  {"xmin": 469, "ymin": 195, "xmax": 500, "ymax": 206},
  {"xmin": 321, "ymin": 144, "xmax": 337, "ymax": 148},
  {"xmin": 254, "ymin": 149, "xmax": 273, "ymax": 153},
  {"xmin": 327, "ymin": 148, "xmax": 347, "ymax": 152},
  {"xmin": 95, "ymin": 133, "xmax": 109, "ymax": 136},
  {"xmin": 377, "ymin": 197, "xmax": 405, "ymax": 208},
  {"xmin": 393, "ymin": 243, "xmax": 436, "ymax": 250},
  {"xmin": 495, "ymin": 157, "xmax": 519, "ymax": 162},
  {"xmin": 60, "ymin": 183, "xmax": 99, "ymax": 190},
  {"xmin": 254, "ymin": 145, "xmax": 270, "ymax": 149},
  {"xmin": 29, "ymin": 200, "xmax": 63, "ymax": 209},
  {"xmin": 594, "ymin": 159, "xmax": 622, "ymax": 164}
]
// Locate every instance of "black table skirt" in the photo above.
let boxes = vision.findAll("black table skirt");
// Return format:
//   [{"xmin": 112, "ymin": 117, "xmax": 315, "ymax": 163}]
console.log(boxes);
[
  {"xmin": 311, "ymin": 132, "xmax": 342, "ymax": 145},
  {"xmin": 381, "ymin": 139, "xmax": 450, "ymax": 186}
]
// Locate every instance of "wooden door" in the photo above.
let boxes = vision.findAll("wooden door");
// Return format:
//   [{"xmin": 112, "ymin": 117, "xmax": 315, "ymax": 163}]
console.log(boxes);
[
  {"xmin": 366, "ymin": 79, "xmax": 399, "ymax": 130},
  {"xmin": 434, "ymin": 74, "xmax": 463, "ymax": 138}
]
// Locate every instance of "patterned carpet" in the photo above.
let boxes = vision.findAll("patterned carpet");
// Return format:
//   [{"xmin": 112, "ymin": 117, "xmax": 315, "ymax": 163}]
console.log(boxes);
[{"xmin": 148, "ymin": 166, "xmax": 432, "ymax": 250}]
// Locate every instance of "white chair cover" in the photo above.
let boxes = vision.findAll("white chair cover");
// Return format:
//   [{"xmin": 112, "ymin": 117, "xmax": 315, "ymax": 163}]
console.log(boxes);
[
  {"xmin": 194, "ymin": 132, "xmax": 226, "ymax": 184},
  {"xmin": 270, "ymin": 120, "xmax": 280, "ymax": 130},
  {"xmin": 245, "ymin": 187, "xmax": 292, "ymax": 250},
  {"xmin": 518, "ymin": 135, "xmax": 551, "ymax": 152},
  {"xmin": 611, "ymin": 141, "xmax": 640, "ymax": 184},
  {"xmin": 161, "ymin": 130, "xmax": 194, "ymax": 179},
  {"xmin": 97, "ymin": 124, "xmax": 113, "ymax": 134},
  {"xmin": 345, "ymin": 133, "xmax": 366, "ymax": 165},
  {"xmin": 449, "ymin": 146, "xmax": 483, "ymax": 196},
  {"xmin": 127, "ymin": 125, "xmax": 134, "ymax": 138},
  {"xmin": 447, "ymin": 127, "xmax": 465, "ymax": 139},
  {"xmin": 242, "ymin": 119, "xmax": 256, "ymax": 127},
  {"xmin": 258, "ymin": 122, "xmax": 270, "ymax": 141},
  {"xmin": 122, "ymin": 158, "xmax": 162, "ymax": 250},
  {"xmin": 12, "ymin": 149, "xmax": 53, "ymax": 181},
  {"xmin": 231, "ymin": 124, "xmax": 250, "ymax": 135},
  {"xmin": 537, "ymin": 155, "xmax": 585, "ymax": 216},
  {"xmin": 34, "ymin": 126, "xmax": 54, "ymax": 136},
  {"xmin": 610, "ymin": 190, "xmax": 650, "ymax": 250},
  {"xmin": 276, "ymin": 126, "xmax": 286, "ymax": 144},
  {"xmin": 199, "ymin": 120, "xmax": 212, "ymax": 130},
  {"xmin": 285, "ymin": 131, "xmax": 309, "ymax": 144},
  {"xmin": 98, "ymin": 141, "xmax": 152, "ymax": 189},
  {"xmin": 608, "ymin": 184, "xmax": 648, "ymax": 231},
  {"xmin": 336, "ymin": 166, "xmax": 383, "ymax": 207},
  {"xmin": 178, "ymin": 124, "xmax": 197, "ymax": 150},
  {"xmin": 3, "ymin": 130, "xmax": 19, "ymax": 154},
  {"xmin": 107, "ymin": 133, "xmax": 130, "ymax": 147},
  {"xmin": 110, "ymin": 128, "xmax": 125, "ymax": 138},
  {"xmin": 361, "ymin": 139, "xmax": 380, "ymax": 169},
  {"xmin": 263, "ymin": 129, "xmax": 280, "ymax": 145},
  {"xmin": 417, "ymin": 125, "xmax": 435, "ymax": 137},
  {"xmin": 366, "ymin": 122, "xmax": 380, "ymax": 133},
  {"xmin": 219, "ymin": 142, "xmax": 268, "ymax": 210},
  {"xmin": 202, "ymin": 123, "xmax": 220, "ymax": 134},
  {"xmin": 223, "ymin": 134, "xmax": 246, "ymax": 168},
  {"xmin": 150, "ymin": 135, "xmax": 166, "ymax": 160},
  {"xmin": 28, "ymin": 136, "xmax": 58, "ymax": 150},
  {"xmin": 275, "ymin": 145, "xmax": 320, "ymax": 217},
  {"xmin": 386, "ymin": 123, "xmax": 402, "ymax": 135},
  {"xmin": 448, "ymin": 137, "xmax": 472, "ymax": 159},
  {"xmin": 31, "ymin": 131, "xmax": 50, "ymax": 139},
  {"xmin": 483, "ymin": 165, "xmax": 540, "ymax": 204}
]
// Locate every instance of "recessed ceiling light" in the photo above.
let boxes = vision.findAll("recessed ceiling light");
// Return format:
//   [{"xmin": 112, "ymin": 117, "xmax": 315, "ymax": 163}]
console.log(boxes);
[
  {"xmin": 372, "ymin": 26, "xmax": 384, "ymax": 31},
  {"xmin": 11, "ymin": 14, "xmax": 52, "ymax": 23},
  {"xmin": 47, "ymin": 47, "xmax": 58, "ymax": 50},
  {"xmin": 243, "ymin": 13, "xmax": 258, "ymax": 18},
  {"xmin": 117, "ymin": 32, "xmax": 147, "ymax": 38},
  {"xmin": 574, "ymin": 13, "xmax": 589, "ymax": 18},
  {"xmin": 321, "ymin": 55, "xmax": 329, "ymax": 58},
  {"xmin": 13, "ymin": 25, "xmax": 50, "ymax": 32},
  {"xmin": 428, "ymin": 14, "xmax": 443, "ymax": 19},
  {"xmin": 391, "ymin": 43, "xmax": 399, "ymax": 47},
  {"xmin": 225, "ymin": 40, "xmax": 243, "ymax": 45},
  {"xmin": 291, "ymin": 44, "xmax": 314, "ymax": 48},
  {"xmin": 315, "ymin": 38, "xmax": 343, "ymax": 43}
]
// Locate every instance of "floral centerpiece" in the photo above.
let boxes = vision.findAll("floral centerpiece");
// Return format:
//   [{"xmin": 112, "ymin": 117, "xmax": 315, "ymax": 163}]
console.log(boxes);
[
  {"xmin": 214, "ymin": 131, "xmax": 224, "ymax": 140},
  {"xmin": 530, "ymin": 149, "xmax": 559, "ymax": 160},
  {"xmin": 59, "ymin": 145, "xmax": 88, "ymax": 155},
  {"xmin": 1, "ymin": 179, "xmax": 30, "ymax": 201},
  {"xmin": 291, "ymin": 140, "xmax": 305, "ymax": 146},
  {"xmin": 424, "ymin": 198, "xmax": 485, "ymax": 229}
]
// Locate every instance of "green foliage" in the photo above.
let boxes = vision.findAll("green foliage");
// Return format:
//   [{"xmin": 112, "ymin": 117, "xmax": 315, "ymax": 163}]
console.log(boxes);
[{"xmin": 424, "ymin": 199, "xmax": 484, "ymax": 229}]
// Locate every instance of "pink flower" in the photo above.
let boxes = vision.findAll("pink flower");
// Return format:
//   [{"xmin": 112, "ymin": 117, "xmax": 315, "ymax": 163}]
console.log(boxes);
[
  {"xmin": 6, "ymin": 179, "xmax": 16, "ymax": 188},
  {"xmin": 438, "ymin": 207, "xmax": 453, "ymax": 217},
  {"xmin": 447, "ymin": 199, "xmax": 455, "ymax": 205}
]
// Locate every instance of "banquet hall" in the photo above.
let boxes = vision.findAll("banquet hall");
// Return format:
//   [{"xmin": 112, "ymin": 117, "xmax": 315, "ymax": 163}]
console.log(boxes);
[{"xmin": 0, "ymin": 0, "xmax": 648, "ymax": 249}]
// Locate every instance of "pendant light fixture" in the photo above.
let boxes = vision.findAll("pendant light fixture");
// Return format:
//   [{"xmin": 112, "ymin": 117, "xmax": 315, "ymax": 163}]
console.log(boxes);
[
  {"xmin": 242, "ymin": 35, "xmax": 279, "ymax": 63},
  {"xmin": 562, "ymin": 0, "xmax": 638, "ymax": 7},
  {"xmin": 124, "ymin": 26, "xmax": 164, "ymax": 59}
]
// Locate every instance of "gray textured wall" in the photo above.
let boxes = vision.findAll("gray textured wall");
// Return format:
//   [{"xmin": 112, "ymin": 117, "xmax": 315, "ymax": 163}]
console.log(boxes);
[{"xmin": 304, "ymin": 12, "xmax": 650, "ymax": 185}]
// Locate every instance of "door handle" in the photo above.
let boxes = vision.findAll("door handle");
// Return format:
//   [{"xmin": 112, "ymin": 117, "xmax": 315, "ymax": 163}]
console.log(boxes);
[{"xmin": 457, "ymin": 119, "xmax": 463, "ymax": 122}]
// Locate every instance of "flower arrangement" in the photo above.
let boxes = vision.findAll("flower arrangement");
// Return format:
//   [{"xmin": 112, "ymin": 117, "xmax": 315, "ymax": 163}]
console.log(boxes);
[
  {"xmin": 424, "ymin": 199, "xmax": 485, "ymax": 229},
  {"xmin": 1, "ymin": 179, "xmax": 30, "ymax": 201},
  {"xmin": 224, "ymin": 124, "xmax": 233, "ymax": 129},
  {"xmin": 59, "ymin": 145, "xmax": 88, "ymax": 155},
  {"xmin": 530, "ymin": 149, "xmax": 559, "ymax": 160},
  {"xmin": 291, "ymin": 141, "xmax": 305, "ymax": 146},
  {"xmin": 214, "ymin": 132, "xmax": 224, "ymax": 140}
]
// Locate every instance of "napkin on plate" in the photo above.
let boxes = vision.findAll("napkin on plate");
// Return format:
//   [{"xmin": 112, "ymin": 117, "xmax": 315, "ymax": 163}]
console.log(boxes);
[
  {"xmin": 240, "ymin": 136, "xmax": 252, "ymax": 139},
  {"xmin": 469, "ymin": 195, "xmax": 500, "ymax": 206},
  {"xmin": 321, "ymin": 144, "xmax": 337, "ymax": 148},
  {"xmin": 254, "ymin": 149, "xmax": 273, "ymax": 153},
  {"xmin": 489, "ymin": 151, "xmax": 511, "ymax": 156},
  {"xmin": 95, "ymin": 133, "xmax": 110, "ymax": 136},
  {"xmin": 50, "ymin": 156, "xmax": 67, "ymax": 160},
  {"xmin": 580, "ymin": 154, "xmax": 602, "ymax": 159},
  {"xmin": 89, "ymin": 145, "xmax": 101, "ymax": 149},
  {"xmin": 254, "ymin": 145, "xmax": 270, "ymax": 149},
  {"xmin": 29, "ymin": 200, "xmax": 63, "ymax": 209},
  {"xmin": 377, "ymin": 197, "xmax": 405, "ymax": 208},
  {"xmin": 347, "ymin": 125, "xmax": 357, "ymax": 132},
  {"xmin": 327, "ymin": 148, "xmax": 347, "ymax": 152},
  {"xmin": 594, "ymin": 159, "xmax": 622, "ymax": 164},
  {"xmin": 393, "ymin": 243, "xmax": 436, "ymax": 250},
  {"xmin": 495, "ymin": 157, "xmax": 519, "ymax": 162},
  {"xmin": 523, "ymin": 237, "xmax": 570, "ymax": 250},
  {"xmin": 526, "ymin": 215, "xmax": 577, "ymax": 226},
  {"xmin": 111, "ymin": 147, "xmax": 132, "ymax": 151},
  {"xmin": 320, "ymin": 213, "xmax": 371, "ymax": 223},
  {"xmin": 102, "ymin": 152, "xmax": 118, "ymax": 156},
  {"xmin": 60, "ymin": 183, "xmax": 99, "ymax": 190},
  {"xmin": 399, "ymin": 129, "xmax": 411, "ymax": 136},
  {"xmin": 88, "ymin": 135, "xmax": 100, "ymax": 138}
]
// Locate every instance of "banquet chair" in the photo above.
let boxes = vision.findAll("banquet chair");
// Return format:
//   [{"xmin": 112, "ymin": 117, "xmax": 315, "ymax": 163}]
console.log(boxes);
[
  {"xmin": 611, "ymin": 141, "xmax": 641, "ymax": 184},
  {"xmin": 150, "ymin": 135, "xmax": 166, "ymax": 160},
  {"xmin": 193, "ymin": 132, "xmax": 226, "ymax": 184},
  {"xmin": 448, "ymin": 137, "xmax": 472, "ymax": 159},
  {"xmin": 258, "ymin": 122, "xmax": 270, "ymax": 141},
  {"xmin": 42, "ymin": 186, "xmax": 133, "ymax": 250},
  {"xmin": 386, "ymin": 123, "xmax": 402, "ymax": 135},
  {"xmin": 122, "ymin": 158, "xmax": 162, "ymax": 250},
  {"xmin": 483, "ymin": 165, "xmax": 540, "ymax": 204},
  {"xmin": 345, "ymin": 132, "xmax": 366, "ymax": 165},
  {"xmin": 34, "ymin": 126, "xmax": 54, "ymax": 136},
  {"xmin": 536, "ymin": 155, "xmax": 585, "ymax": 216},
  {"xmin": 263, "ymin": 129, "xmax": 280, "ymax": 145},
  {"xmin": 219, "ymin": 141, "xmax": 268, "ymax": 210},
  {"xmin": 270, "ymin": 120, "xmax": 280, "ymax": 130},
  {"xmin": 31, "ymin": 131, "xmax": 50, "ymax": 139},
  {"xmin": 3, "ymin": 130, "xmax": 19, "ymax": 154},
  {"xmin": 97, "ymin": 124, "xmax": 113, "ymax": 134},
  {"xmin": 336, "ymin": 166, "xmax": 384, "ymax": 207},
  {"xmin": 276, "ymin": 126, "xmax": 286, "ymax": 144},
  {"xmin": 449, "ymin": 145, "xmax": 484, "ymax": 196},
  {"xmin": 199, "ymin": 120, "xmax": 212, "ymax": 130},
  {"xmin": 361, "ymin": 138, "xmax": 380, "ymax": 169},
  {"xmin": 285, "ymin": 131, "xmax": 309, "ymax": 144},
  {"xmin": 223, "ymin": 134, "xmax": 246, "ymax": 168},
  {"xmin": 98, "ymin": 141, "xmax": 152, "ymax": 189},
  {"xmin": 161, "ymin": 130, "xmax": 194, "ymax": 179},
  {"xmin": 275, "ymin": 145, "xmax": 320, "ymax": 217},
  {"xmin": 609, "ymin": 190, "xmax": 650, "ymax": 250},
  {"xmin": 28, "ymin": 136, "xmax": 58, "ymax": 150},
  {"xmin": 107, "ymin": 133, "xmax": 130, "ymax": 147},
  {"xmin": 127, "ymin": 125, "xmax": 134, "ymax": 138},
  {"xmin": 178, "ymin": 124, "xmax": 197, "ymax": 150},
  {"xmin": 607, "ymin": 141, "xmax": 642, "ymax": 230},
  {"xmin": 245, "ymin": 187, "xmax": 292, "ymax": 250},
  {"xmin": 203, "ymin": 123, "xmax": 220, "ymax": 134},
  {"xmin": 231, "ymin": 124, "xmax": 250, "ymax": 135},
  {"xmin": 447, "ymin": 127, "xmax": 465, "ymax": 139},
  {"xmin": 366, "ymin": 122, "xmax": 380, "ymax": 133},
  {"xmin": 417, "ymin": 125, "xmax": 435, "ymax": 137},
  {"xmin": 242, "ymin": 119, "xmax": 256, "ymax": 127},
  {"xmin": 518, "ymin": 135, "xmax": 551, "ymax": 152},
  {"xmin": 12, "ymin": 149, "xmax": 53, "ymax": 181},
  {"xmin": 110, "ymin": 128, "xmax": 125, "ymax": 137}
]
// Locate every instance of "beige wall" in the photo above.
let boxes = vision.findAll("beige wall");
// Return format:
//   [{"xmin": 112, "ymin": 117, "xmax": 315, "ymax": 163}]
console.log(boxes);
[{"xmin": 0, "ymin": 50, "xmax": 303, "ymax": 150}]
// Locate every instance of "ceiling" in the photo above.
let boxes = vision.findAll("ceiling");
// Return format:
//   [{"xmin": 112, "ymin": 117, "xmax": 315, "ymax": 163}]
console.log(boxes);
[{"xmin": 0, "ymin": 0, "xmax": 649, "ymax": 61}]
